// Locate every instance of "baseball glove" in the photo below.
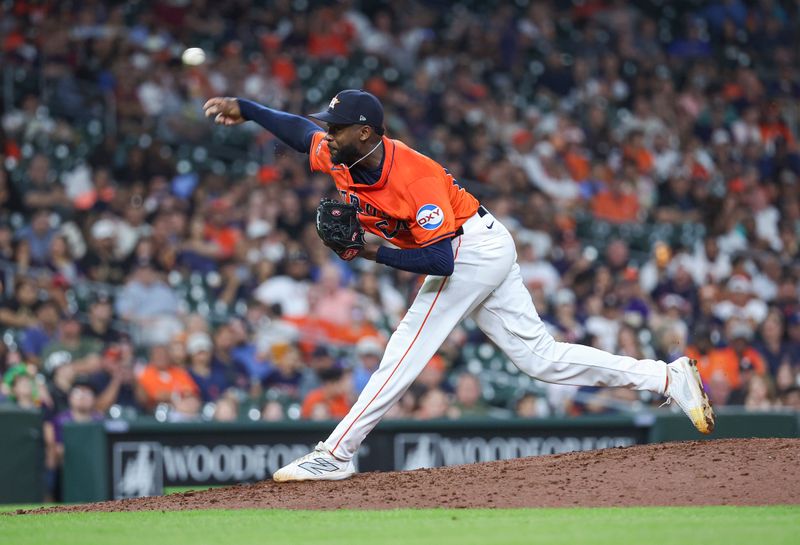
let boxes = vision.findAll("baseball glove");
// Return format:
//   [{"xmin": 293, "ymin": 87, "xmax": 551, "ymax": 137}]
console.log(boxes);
[{"xmin": 315, "ymin": 198, "xmax": 365, "ymax": 261}]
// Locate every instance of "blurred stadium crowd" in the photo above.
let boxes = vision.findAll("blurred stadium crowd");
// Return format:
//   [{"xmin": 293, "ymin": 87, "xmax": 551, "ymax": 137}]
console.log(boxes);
[{"xmin": 2, "ymin": 0, "xmax": 800, "ymax": 463}]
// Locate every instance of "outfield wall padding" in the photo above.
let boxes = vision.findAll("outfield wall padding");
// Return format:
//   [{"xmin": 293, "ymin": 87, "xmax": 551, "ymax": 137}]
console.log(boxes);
[
  {"xmin": 0, "ymin": 407, "xmax": 44, "ymax": 504},
  {"xmin": 61, "ymin": 409, "xmax": 799, "ymax": 503}
]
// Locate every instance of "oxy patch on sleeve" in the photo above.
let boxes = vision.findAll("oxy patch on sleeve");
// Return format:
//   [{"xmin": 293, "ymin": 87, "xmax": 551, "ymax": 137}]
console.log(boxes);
[{"xmin": 416, "ymin": 204, "xmax": 445, "ymax": 230}]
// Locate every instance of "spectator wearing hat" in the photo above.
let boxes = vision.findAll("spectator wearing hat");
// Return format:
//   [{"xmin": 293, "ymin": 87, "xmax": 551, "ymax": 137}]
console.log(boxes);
[
  {"xmin": 47, "ymin": 378, "xmax": 104, "ymax": 441},
  {"xmin": 1, "ymin": 364, "xmax": 40, "ymax": 409},
  {"xmin": 261, "ymin": 342, "xmax": 304, "ymax": 400},
  {"xmin": 202, "ymin": 198, "xmax": 242, "ymax": 262},
  {"xmin": 697, "ymin": 321, "xmax": 767, "ymax": 403},
  {"xmin": 82, "ymin": 294, "xmax": 121, "ymax": 346},
  {"xmin": 14, "ymin": 208, "xmax": 57, "ymax": 267},
  {"xmin": 616, "ymin": 267, "xmax": 650, "ymax": 327},
  {"xmin": 590, "ymin": 175, "xmax": 641, "ymax": 224},
  {"xmin": 651, "ymin": 254, "xmax": 699, "ymax": 315},
  {"xmin": 638, "ymin": 241, "xmax": 673, "ymax": 296},
  {"xmin": 300, "ymin": 366, "xmax": 352, "ymax": 420},
  {"xmin": 46, "ymin": 363, "xmax": 77, "ymax": 417},
  {"xmin": 19, "ymin": 299, "xmax": 61, "ymax": 367},
  {"xmin": 210, "ymin": 324, "xmax": 250, "ymax": 392},
  {"xmin": 186, "ymin": 331, "xmax": 233, "ymax": 402},
  {"xmin": 352, "ymin": 336, "xmax": 383, "ymax": 394},
  {"xmin": 115, "ymin": 259, "xmax": 181, "ymax": 346},
  {"xmin": 227, "ymin": 317, "xmax": 272, "ymax": 383},
  {"xmin": 298, "ymin": 344, "xmax": 340, "ymax": 400},
  {"xmin": 19, "ymin": 154, "xmax": 71, "ymax": 214},
  {"xmin": 43, "ymin": 377, "xmax": 103, "ymax": 500},
  {"xmin": 713, "ymin": 275, "xmax": 769, "ymax": 325},
  {"xmin": 40, "ymin": 314, "xmax": 102, "ymax": 376},
  {"xmin": 136, "ymin": 343, "xmax": 199, "ymax": 411},
  {"xmin": 91, "ymin": 341, "xmax": 140, "ymax": 415},
  {"xmin": 79, "ymin": 218, "xmax": 128, "ymax": 284},
  {"xmin": 546, "ymin": 288, "xmax": 585, "ymax": 344},
  {"xmin": 409, "ymin": 354, "xmax": 450, "ymax": 401}
]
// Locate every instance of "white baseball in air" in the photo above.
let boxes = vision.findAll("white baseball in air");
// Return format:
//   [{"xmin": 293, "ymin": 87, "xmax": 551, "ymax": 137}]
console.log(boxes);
[{"xmin": 181, "ymin": 47, "xmax": 206, "ymax": 66}]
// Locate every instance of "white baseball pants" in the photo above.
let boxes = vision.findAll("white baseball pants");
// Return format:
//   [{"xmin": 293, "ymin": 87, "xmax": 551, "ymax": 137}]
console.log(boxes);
[{"xmin": 324, "ymin": 210, "xmax": 668, "ymax": 461}]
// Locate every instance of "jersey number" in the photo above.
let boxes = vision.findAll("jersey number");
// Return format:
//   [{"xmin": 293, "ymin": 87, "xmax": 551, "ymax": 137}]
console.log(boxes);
[
  {"xmin": 375, "ymin": 220, "xmax": 400, "ymax": 239},
  {"xmin": 444, "ymin": 167, "xmax": 464, "ymax": 191}
]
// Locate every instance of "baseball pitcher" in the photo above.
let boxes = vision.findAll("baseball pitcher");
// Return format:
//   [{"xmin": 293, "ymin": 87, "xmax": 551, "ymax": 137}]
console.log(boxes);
[{"xmin": 203, "ymin": 90, "xmax": 714, "ymax": 482}]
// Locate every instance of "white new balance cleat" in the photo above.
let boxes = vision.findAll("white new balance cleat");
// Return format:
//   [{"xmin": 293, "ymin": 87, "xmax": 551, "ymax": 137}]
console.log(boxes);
[
  {"xmin": 665, "ymin": 357, "xmax": 716, "ymax": 434},
  {"xmin": 273, "ymin": 442, "xmax": 356, "ymax": 482}
]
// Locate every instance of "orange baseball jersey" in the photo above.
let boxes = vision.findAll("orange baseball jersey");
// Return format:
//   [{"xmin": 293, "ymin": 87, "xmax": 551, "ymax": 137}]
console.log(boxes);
[{"xmin": 309, "ymin": 132, "xmax": 479, "ymax": 248}]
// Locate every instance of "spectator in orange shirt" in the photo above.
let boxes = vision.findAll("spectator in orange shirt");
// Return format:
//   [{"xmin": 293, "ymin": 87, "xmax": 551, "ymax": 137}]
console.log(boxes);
[
  {"xmin": 697, "ymin": 322, "xmax": 767, "ymax": 403},
  {"xmin": 307, "ymin": 7, "xmax": 354, "ymax": 58},
  {"xmin": 136, "ymin": 343, "xmax": 200, "ymax": 411},
  {"xmin": 203, "ymin": 199, "xmax": 242, "ymax": 261},
  {"xmin": 590, "ymin": 176, "xmax": 640, "ymax": 223},
  {"xmin": 759, "ymin": 103, "xmax": 795, "ymax": 147},
  {"xmin": 301, "ymin": 367, "xmax": 352, "ymax": 420},
  {"xmin": 685, "ymin": 325, "xmax": 715, "ymax": 377},
  {"xmin": 622, "ymin": 130, "xmax": 654, "ymax": 174}
]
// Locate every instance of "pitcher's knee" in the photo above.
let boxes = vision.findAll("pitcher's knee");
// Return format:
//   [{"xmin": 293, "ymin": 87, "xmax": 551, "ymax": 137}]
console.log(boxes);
[{"xmin": 512, "ymin": 333, "xmax": 566, "ymax": 376}]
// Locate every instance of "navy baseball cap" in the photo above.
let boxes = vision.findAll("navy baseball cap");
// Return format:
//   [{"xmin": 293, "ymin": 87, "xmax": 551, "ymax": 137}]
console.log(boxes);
[{"xmin": 309, "ymin": 90, "xmax": 384, "ymax": 134}]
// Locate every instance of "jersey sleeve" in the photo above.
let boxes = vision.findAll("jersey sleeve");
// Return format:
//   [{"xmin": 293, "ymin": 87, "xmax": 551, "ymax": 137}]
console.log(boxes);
[
  {"xmin": 405, "ymin": 177, "xmax": 457, "ymax": 247},
  {"xmin": 308, "ymin": 131, "xmax": 332, "ymax": 174}
]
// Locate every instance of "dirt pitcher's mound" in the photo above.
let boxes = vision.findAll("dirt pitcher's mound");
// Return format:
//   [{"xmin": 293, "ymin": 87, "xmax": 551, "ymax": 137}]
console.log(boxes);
[{"xmin": 21, "ymin": 438, "xmax": 800, "ymax": 514}]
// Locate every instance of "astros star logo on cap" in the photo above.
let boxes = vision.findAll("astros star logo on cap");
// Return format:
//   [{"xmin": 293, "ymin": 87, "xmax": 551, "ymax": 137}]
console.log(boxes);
[{"xmin": 329, "ymin": 96, "xmax": 340, "ymax": 109}]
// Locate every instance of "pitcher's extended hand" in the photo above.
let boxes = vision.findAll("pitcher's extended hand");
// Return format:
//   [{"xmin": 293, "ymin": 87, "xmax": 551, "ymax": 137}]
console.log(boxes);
[{"xmin": 203, "ymin": 97, "xmax": 245, "ymax": 126}]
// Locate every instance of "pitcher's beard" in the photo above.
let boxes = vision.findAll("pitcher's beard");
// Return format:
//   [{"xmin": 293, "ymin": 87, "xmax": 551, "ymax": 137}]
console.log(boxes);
[{"xmin": 330, "ymin": 143, "xmax": 362, "ymax": 167}]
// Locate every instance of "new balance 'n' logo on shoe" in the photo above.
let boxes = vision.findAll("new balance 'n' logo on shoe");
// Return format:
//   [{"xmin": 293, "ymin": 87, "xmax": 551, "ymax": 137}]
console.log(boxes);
[
  {"xmin": 297, "ymin": 457, "xmax": 341, "ymax": 476},
  {"xmin": 273, "ymin": 442, "xmax": 356, "ymax": 482}
]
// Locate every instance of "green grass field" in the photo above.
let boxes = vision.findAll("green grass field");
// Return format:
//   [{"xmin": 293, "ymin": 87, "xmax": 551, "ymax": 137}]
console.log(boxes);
[{"xmin": 2, "ymin": 506, "xmax": 798, "ymax": 545}]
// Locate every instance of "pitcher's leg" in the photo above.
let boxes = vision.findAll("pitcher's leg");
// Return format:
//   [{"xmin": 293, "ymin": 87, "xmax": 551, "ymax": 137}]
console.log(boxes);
[
  {"xmin": 325, "ymin": 232, "xmax": 516, "ymax": 460},
  {"xmin": 472, "ymin": 263, "xmax": 667, "ymax": 393},
  {"xmin": 325, "ymin": 273, "xmax": 495, "ymax": 460}
]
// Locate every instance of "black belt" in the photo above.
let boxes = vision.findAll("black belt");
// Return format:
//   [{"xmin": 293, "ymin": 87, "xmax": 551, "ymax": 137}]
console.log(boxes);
[{"xmin": 453, "ymin": 205, "xmax": 488, "ymax": 238}]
